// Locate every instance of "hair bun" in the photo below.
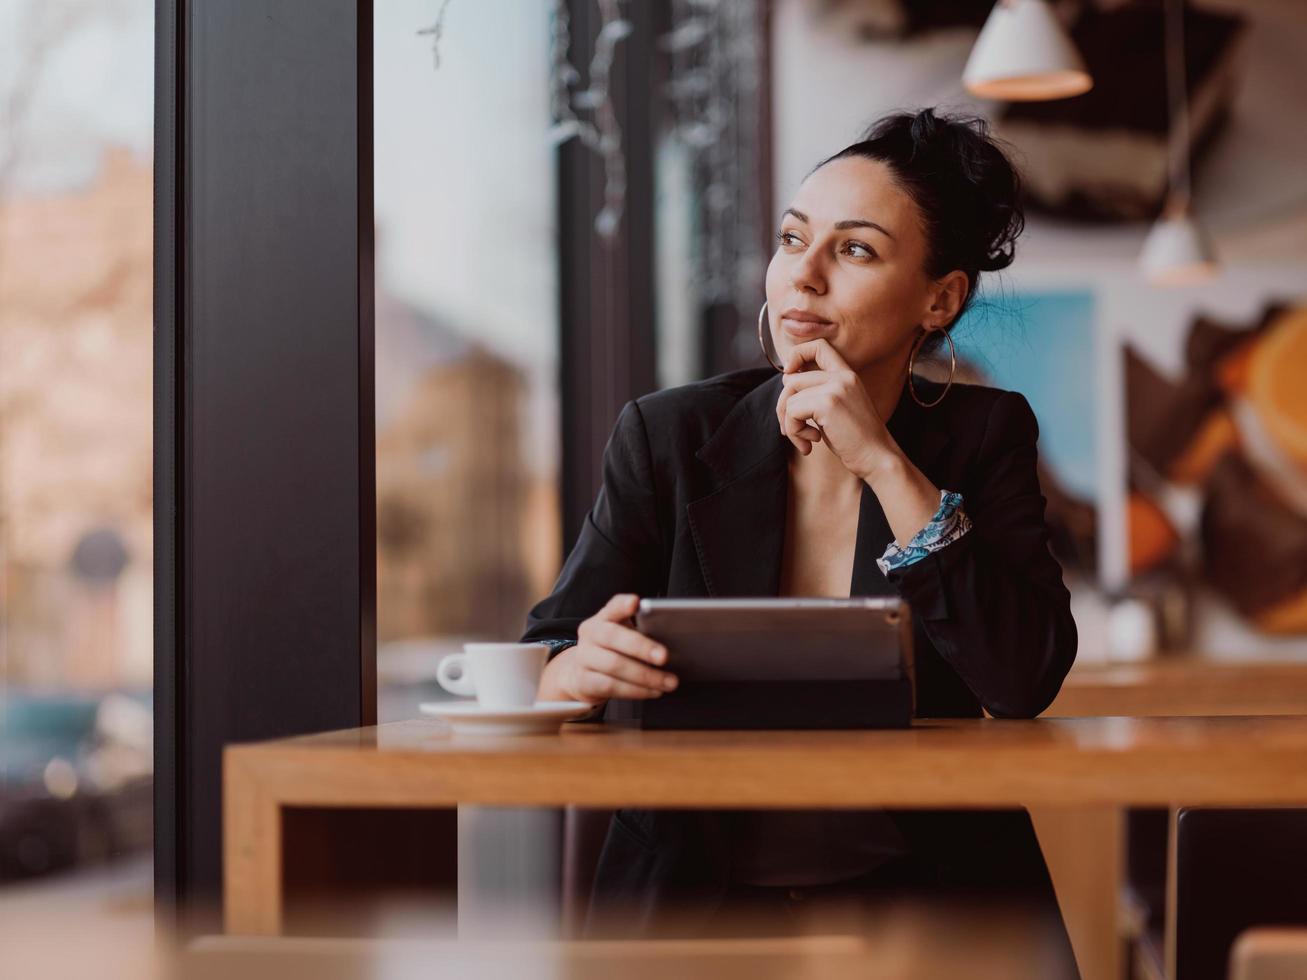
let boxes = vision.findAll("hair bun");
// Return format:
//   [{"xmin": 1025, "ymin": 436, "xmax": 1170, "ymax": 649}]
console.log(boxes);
[
  {"xmin": 908, "ymin": 106, "xmax": 946, "ymax": 151},
  {"xmin": 909, "ymin": 108, "xmax": 1023, "ymax": 274}
]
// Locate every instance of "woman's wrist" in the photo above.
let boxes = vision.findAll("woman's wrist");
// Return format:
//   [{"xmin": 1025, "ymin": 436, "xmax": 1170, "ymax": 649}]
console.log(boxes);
[
  {"xmin": 533, "ymin": 638, "xmax": 578, "ymax": 700},
  {"xmin": 539, "ymin": 650, "xmax": 599, "ymax": 704},
  {"xmin": 859, "ymin": 447, "xmax": 907, "ymax": 489},
  {"xmin": 537, "ymin": 654, "xmax": 569, "ymax": 701},
  {"xmin": 863, "ymin": 450, "xmax": 943, "ymax": 547}
]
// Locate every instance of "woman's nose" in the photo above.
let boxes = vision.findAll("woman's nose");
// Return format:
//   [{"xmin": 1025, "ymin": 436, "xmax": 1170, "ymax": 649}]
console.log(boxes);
[{"xmin": 789, "ymin": 249, "xmax": 826, "ymax": 294}]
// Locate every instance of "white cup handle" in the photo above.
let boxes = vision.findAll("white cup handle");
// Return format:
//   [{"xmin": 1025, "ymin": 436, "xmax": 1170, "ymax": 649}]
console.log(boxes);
[{"xmin": 437, "ymin": 653, "xmax": 476, "ymax": 697}]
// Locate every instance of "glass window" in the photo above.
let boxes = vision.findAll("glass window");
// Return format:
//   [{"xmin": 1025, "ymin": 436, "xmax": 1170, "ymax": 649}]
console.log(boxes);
[
  {"xmin": 0, "ymin": 0, "xmax": 154, "ymax": 923},
  {"xmin": 373, "ymin": 1, "xmax": 561, "ymax": 721}
]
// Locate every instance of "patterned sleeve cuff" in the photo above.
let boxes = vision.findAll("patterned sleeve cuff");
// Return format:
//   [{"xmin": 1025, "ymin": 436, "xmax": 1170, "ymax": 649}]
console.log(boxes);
[
  {"xmin": 876, "ymin": 489, "xmax": 973, "ymax": 576},
  {"xmin": 538, "ymin": 637, "xmax": 579, "ymax": 661}
]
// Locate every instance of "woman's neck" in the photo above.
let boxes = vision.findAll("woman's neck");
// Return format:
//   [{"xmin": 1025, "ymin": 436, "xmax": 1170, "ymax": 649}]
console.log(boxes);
[{"xmin": 857, "ymin": 359, "xmax": 909, "ymax": 427}]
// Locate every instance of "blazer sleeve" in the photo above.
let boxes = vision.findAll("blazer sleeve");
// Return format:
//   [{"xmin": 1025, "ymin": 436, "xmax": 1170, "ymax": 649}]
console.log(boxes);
[
  {"xmin": 519, "ymin": 399, "xmax": 666, "ymax": 658},
  {"xmin": 882, "ymin": 390, "xmax": 1077, "ymax": 719}
]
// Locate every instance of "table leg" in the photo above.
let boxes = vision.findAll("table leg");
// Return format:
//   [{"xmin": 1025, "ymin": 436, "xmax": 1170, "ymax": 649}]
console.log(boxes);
[
  {"xmin": 1030, "ymin": 805, "xmax": 1125, "ymax": 980},
  {"xmin": 223, "ymin": 752, "xmax": 284, "ymax": 935},
  {"xmin": 456, "ymin": 806, "xmax": 562, "ymax": 939}
]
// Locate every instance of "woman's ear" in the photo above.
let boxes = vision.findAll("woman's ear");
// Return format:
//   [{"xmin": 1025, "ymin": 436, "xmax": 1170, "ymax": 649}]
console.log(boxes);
[{"xmin": 923, "ymin": 269, "xmax": 969, "ymax": 330}]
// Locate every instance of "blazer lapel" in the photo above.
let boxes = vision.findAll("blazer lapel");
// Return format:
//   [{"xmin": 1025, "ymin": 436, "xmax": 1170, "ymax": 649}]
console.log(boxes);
[
  {"xmin": 687, "ymin": 371, "xmax": 953, "ymax": 598},
  {"xmin": 687, "ymin": 373, "xmax": 790, "ymax": 597}
]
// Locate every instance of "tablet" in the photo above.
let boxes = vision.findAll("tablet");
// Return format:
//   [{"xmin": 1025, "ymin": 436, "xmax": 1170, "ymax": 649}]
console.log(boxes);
[{"xmin": 633, "ymin": 596, "xmax": 913, "ymax": 685}]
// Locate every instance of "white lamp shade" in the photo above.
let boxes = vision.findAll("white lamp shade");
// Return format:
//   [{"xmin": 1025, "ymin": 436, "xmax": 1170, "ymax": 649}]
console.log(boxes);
[
  {"xmin": 963, "ymin": 0, "xmax": 1093, "ymax": 101},
  {"xmin": 1139, "ymin": 210, "xmax": 1220, "ymax": 286}
]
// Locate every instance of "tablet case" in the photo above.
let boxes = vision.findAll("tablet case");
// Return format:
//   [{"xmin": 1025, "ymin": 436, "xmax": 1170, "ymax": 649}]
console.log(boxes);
[{"xmin": 606, "ymin": 598, "xmax": 914, "ymax": 730}]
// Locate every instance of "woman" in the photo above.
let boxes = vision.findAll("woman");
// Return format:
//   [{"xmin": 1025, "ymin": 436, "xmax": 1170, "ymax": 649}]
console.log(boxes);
[{"xmin": 522, "ymin": 108, "xmax": 1078, "ymax": 960}]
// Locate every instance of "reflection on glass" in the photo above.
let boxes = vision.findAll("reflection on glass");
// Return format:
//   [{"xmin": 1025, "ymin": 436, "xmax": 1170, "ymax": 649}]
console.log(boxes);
[{"xmin": 374, "ymin": 1, "xmax": 560, "ymax": 722}]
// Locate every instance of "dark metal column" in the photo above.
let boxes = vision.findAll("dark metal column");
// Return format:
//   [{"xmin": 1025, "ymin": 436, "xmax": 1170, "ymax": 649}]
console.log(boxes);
[{"xmin": 154, "ymin": 0, "xmax": 375, "ymax": 936}]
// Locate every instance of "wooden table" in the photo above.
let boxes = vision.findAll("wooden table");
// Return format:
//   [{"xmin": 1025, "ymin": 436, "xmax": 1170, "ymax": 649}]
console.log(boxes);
[
  {"xmin": 225, "ymin": 714, "xmax": 1307, "ymax": 944},
  {"xmin": 185, "ymin": 930, "xmax": 1055, "ymax": 980},
  {"xmin": 187, "ymin": 920, "xmax": 1067, "ymax": 980},
  {"xmin": 1034, "ymin": 659, "xmax": 1307, "ymax": 980},
  {"xmin": 1048, "ymin": 659, "xmax": 1307, "ymax": 719}
]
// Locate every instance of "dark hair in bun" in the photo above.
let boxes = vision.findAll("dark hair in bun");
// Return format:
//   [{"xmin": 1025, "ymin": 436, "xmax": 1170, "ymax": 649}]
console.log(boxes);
[{"xmin": 814, "ymin": 107, "xmax": 1025, "ymax": 329}]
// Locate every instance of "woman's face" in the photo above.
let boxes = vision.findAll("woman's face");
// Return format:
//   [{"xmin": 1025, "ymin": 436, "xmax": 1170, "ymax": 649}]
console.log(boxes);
[{"xmin": 764, "ymin": 155, "xmax": 968, "ymax": 374}]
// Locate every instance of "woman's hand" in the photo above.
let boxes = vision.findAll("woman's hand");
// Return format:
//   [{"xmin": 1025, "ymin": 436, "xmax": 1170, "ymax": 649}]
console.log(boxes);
[
  {"xmin": 537, "ymin": 593, "xmax": 679, "ymax": 705},
  {"xmin": 776, "ymin": 338, "xmax": 900, "ymax": 482}
]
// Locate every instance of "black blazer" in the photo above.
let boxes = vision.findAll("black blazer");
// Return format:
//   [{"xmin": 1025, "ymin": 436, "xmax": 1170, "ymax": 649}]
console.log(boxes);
[
  {"xmin": 520, "ymin": 365, "xmax": 1079, "ymax": 942},
  {"xmin": 523, "ymin": 365, "xmax": 1076, "ymax": 718}
]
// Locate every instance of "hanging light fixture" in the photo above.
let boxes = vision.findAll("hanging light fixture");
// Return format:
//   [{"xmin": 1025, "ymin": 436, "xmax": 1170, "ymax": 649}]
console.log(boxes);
[
  {"xmin": 963, "ymin": 0, "xmax": 1093, "ymax": 101},
  {"xmin": 1140, "ymin": 199, "xmax": 1219, "ymax": 285},
  {"xmin": 1140, "ymin": 0, "xmax": 1219, "ymax": 285}
]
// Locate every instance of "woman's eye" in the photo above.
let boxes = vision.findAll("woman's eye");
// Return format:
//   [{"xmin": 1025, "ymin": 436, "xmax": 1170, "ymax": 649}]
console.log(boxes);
[{"xmin": 774, "ymin": 231, "xmax": 873, "ymax": 258}]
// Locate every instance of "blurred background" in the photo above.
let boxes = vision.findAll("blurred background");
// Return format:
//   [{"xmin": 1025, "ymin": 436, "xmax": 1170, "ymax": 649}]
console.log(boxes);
[
  {"xmin": 0, "ymin": 0, "xmax": 155, "ymax": 955},
  {"xmin": 3, "ymin": 0, "xmax": 1305, "ymax": 970}
]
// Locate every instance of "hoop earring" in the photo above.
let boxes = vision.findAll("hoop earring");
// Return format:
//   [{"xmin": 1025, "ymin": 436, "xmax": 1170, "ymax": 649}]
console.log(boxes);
[
  {"xmin": 907, "ymin": 327, "xmax": 955, "ymax": 408},
  {"xmin": 758, "ymin": 301, "xmax": 784, "ymax": 372}
]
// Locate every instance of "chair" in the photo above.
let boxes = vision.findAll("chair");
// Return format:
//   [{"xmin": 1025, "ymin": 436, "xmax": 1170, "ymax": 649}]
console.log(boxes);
[
  {"xmin": 1229, "ymin": 927, "xmax": 1307, "ymax": 980},
  {"xmin": 1173, "ymin": 808, "xmax": 1307, "ymax": 980}
]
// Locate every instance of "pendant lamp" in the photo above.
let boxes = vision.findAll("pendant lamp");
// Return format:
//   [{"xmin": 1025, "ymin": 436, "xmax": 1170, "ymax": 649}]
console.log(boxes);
[
  {"xmin": 1140, "ymin": 0, "xmax": 1219, "ymax": 285},
  {"xmin": 1140, "ymin": 196, "xmax": 1219, "ymax": 286},
  {"xmin": 963, "ymin": 0, "xmax": 1093, "ymax": 101}
]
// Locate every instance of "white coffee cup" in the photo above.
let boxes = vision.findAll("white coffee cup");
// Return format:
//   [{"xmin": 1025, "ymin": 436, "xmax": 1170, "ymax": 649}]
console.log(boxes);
[{"xmin": 436, "ymin": 642, "xmax": 549, "ymax": 709}]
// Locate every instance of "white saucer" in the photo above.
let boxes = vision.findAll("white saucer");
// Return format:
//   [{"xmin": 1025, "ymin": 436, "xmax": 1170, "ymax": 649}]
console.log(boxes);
[{"xmin": 419, "ymin": 700, "xmax": 593, "ymax": 735}]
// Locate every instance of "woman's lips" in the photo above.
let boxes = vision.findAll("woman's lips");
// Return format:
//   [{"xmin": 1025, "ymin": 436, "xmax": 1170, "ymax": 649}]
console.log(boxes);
[{"xmin": 781, "ymin": 316, "xmax": 834, "ymax": 339}]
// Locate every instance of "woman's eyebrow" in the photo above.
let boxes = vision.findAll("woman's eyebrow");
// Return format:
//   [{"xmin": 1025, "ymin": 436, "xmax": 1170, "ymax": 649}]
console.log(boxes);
[{"xmin": 783, "ymin": 207, "xmax": 895, "ymax": 241}]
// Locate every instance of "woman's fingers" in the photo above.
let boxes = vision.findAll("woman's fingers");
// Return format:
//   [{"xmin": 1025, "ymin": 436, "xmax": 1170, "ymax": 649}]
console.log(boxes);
[
  {"xmin": 596, "ymin": 592, "xmax": 641, "ymax": 622},
  {"xmin": 576, "ymin": 670, "xmax": 666, "ymax": 701},
  {"xmin": 592, "ymin": 646, "xmax": 678, "ymax": 691},
  {"xmin": 589, "ymin": 618, "xmax": 667, "ymax": 666},
  {"xmin": 783, "ymin": 338, "xmax": 850, "ymax": 375},
  {"xmin": 781, "ymin": 367, "xmax": 837, "ymax": 392},
  {"xmin": 787, "ymin": 408, "xmax": 822, "ymax": 444},
  {"xmin": 567, "ymin": 594, "xmax": 680, "ymax": 702},
  {"xmin": 776, "ymin": 385, "xmax": 821, "ymax": 453},
  {"xmin": 582, "ymin": 621, "xmax": 678, "ymax": 687},
  {"xmin": 784, "ymin": 410, "xmax": 823, "ymax": 453},
  {"xmin": 787, "ymin": 388, "xmax": 828, "ymax": 438},
  {"xmin": 581, "ymin": 594, "xmax": 645, "ymax": 647}
]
